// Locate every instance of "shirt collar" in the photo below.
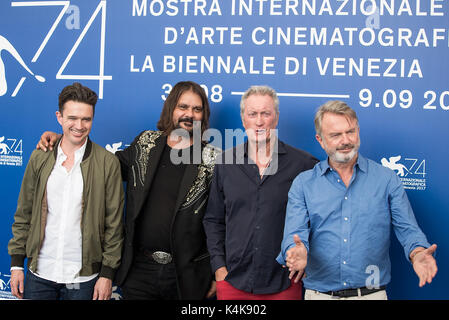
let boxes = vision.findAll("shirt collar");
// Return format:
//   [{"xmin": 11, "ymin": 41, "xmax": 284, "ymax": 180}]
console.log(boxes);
[
  {"xmin": 318, "ymin": 153, "xmax": 367, "ymax": 175},
  {"xmin": 356, "ymin": 154, "xmax": 368, "ymax": 173},
  {"xmin": 56, "ymin": 138, "xmax": 88, "ymax": 164},
  {"xmin": 243, "ymin": 137, "xmax": 287, "ymax": 157}
]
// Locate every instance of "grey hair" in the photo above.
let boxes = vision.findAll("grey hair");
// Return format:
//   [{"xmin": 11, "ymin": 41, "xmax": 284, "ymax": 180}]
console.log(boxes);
[
  {"xmin": 240, "ymin": 85, "xmax": 280, "ymax": 120},
  {"xmin": 314, "ymin": 100, "xmax": 358, "ymax": 137}
]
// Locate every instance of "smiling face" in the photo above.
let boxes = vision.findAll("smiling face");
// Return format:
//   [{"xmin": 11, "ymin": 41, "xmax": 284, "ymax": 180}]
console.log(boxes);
[
  {"xmin": 316, "ymin": 112, "xmax": 360, "ymax": 165},
  {"xmin": 56, "ymin": 100, "xmax": 93, "ymax": 149},
  {"xmin": 172, "ymin": 90, "xmax": 204, "ymax": 134},
  {"xmin": 242, "ymin": 94, "xmax": 279, "ymax": 145}
]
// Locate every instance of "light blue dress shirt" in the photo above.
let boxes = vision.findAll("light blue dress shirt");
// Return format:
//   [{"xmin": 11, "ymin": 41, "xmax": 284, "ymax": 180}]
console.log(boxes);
[{"xmin": 276, "ymin": 154, "xmax": 431, "ymax": 292}]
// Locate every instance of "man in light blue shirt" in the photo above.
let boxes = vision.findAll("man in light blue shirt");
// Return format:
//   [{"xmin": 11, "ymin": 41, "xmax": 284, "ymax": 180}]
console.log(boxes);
[{"xmin": 276, "ymin": 101, "xmax": 438, "ymax": 300}]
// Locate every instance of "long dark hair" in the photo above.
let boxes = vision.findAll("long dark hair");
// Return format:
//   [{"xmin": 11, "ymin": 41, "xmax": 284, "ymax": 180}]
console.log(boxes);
[{"xmin": 157, "ymin": 81, "xmax": 210, "ymax": 135}]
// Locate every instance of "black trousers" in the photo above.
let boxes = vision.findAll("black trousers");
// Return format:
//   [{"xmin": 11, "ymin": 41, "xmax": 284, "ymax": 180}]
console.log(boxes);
[{"xmin": 121, "ymin": 250, "xmax": 179, "ymax": 300}]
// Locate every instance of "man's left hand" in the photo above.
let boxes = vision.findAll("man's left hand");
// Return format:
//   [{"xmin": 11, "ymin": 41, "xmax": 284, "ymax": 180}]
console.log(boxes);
[
  {"xmin": 206, "ymin": 280, "xmax": 216, "ymax": 299},
  {"xmin": 92, "ymin": 277, "xmax": 112, "ymax": 300},
  {"xmin": 411, "ymin": 244, "xmax": 438, "ymax": 287}
]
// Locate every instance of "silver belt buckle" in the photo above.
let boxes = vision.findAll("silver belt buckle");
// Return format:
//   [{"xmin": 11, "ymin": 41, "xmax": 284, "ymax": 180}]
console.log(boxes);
[{"xmin": 152, "ymin": 251, "xmax": 172, "ymax": 264}]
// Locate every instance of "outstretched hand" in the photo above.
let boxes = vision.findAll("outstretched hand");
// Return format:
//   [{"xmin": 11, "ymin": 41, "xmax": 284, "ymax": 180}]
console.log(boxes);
[
  {"xmin": 412, "ymin": 244, "xmax": 438, "ymax": 287},
  {"xmin": 285, "ymin": 234, "xmax": 307, "ymax": 283}
]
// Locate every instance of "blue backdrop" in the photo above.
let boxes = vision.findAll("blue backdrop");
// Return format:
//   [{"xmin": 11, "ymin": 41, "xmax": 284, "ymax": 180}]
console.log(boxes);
[{"xmin": 1, "ymin": 0, "xmax": 447, "ymax": 299}]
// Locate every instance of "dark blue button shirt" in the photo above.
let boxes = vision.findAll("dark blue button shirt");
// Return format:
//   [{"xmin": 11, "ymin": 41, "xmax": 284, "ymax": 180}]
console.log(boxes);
[{"xmin": 203, "ymin": 140, "xmax": 317, "ymax": 294}]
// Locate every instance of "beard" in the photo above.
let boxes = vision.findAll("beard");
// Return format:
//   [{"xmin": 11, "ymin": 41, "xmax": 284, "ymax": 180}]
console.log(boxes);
[
  {"xmin": 174, "ymin": 117, "xmax": 195, "ymax": 136},
  {"xmin": 325, "ymin": 141, "xmax": 360, "ymax": 164}
]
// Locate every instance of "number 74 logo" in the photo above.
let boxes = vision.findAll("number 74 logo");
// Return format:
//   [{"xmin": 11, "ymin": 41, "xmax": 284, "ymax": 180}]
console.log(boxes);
[
  {"xmin": 381, "ymin": 155, "xmax": 426, "ymax": 177},
  {"xmin": 3, "ymin": 1, "xmax": 111, "ymax": 98},
  {"xmin": 0, "ymin": 137, "xmax": 22, "ymax": 155},
  {"xmin": 403, "ymin": 158, "xmax": 426, "ymax": 177}
]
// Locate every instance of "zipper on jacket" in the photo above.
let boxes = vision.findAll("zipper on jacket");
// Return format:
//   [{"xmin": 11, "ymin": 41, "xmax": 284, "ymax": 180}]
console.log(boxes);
[
  {"xmin": 131, "ymin": 165, "xmax": 136, "ymax": 187},
  {"xmin": 194, "ymin": 197, "xmax": 208, "ymax": 214}
]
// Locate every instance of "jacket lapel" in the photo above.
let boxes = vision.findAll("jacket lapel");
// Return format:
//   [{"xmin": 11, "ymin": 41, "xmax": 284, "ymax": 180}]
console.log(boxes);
[
  {"xmin": 142, "ymin": 134, "xmax": 166, "ymax": 193},
  {"xmin": 132, "ymin": 134, "xmax": 166, "ymax": 222},
  {"xmin": 128, "ymin": 134, "xmax": 166, "ymax": 224},
  {"xmin": 173, "ymin": 162, "xmax": 198, "ymax": 213}
]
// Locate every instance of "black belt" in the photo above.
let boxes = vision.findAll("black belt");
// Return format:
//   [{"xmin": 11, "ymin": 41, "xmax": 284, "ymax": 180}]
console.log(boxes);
[
  {"xmin": 139, "ymin": 248, "xmax": 173, "ymax": 264},
  {"xmin": 321, "ymin": 286, "xmax": 386, "ymax": 298}
]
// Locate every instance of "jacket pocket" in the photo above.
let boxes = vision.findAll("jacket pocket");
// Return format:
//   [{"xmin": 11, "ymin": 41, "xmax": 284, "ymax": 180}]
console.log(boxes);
[{"xmin": 193, "ymin": 252, "xmax": 210, "ymax": 262}]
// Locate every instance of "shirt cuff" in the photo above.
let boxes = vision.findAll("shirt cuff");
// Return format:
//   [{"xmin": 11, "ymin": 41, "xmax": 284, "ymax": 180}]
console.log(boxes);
[
  {"xmin": 210, "ymin": 255, "xmax": 226, "ymax": 273},
  {"xmin": 407, "ymin": 243, "xmax": 432, "ymax": 263},
  {"xmin": 276, "ymin": 253, "xmax": 286, "ymax": 266},
  {"xmin": 10, "ymin": 266, "xmax": 24, "ymax": 272}
]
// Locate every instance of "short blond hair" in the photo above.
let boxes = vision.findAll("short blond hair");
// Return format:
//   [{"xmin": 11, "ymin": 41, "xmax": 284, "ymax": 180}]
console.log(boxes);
[
  {"xmin": 240, "ymin": 85, "xmax": 279, "ymax": 120},
  {"xmin": 314, "ymin": 100, "xmax": 358, "ymax": 137}
]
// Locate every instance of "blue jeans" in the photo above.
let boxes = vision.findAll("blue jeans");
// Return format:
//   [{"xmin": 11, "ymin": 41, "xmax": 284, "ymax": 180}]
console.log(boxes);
[{"xmin": 24, "ymin": 271, "xmax": 98, "ymax": 300}]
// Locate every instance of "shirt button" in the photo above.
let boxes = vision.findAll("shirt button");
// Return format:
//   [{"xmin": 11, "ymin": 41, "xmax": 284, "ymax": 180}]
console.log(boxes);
[
  {"xmin": 344, "ymin": 196, "xmax": 348, "ymax": 200},
  {"xmin": 337, "ymin": 179, "xmax": 340, "ymax": 183},
  {"xmin": 343, "ymin": 261, "xmax": 347, "ymax": 264},
  {"xmin": 344, "ymin": 239, "xmax": 347, "ymax": 242},
  {"xmin": 343, "ymin": 282, "xmax": 347, "ymax": 286},
  {"xmin": 344, "ymin": 217, "xmax": 348, "ymax": 221}
]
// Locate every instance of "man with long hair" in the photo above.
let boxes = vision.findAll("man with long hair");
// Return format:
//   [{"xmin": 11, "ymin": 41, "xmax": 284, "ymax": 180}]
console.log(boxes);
[{"xmin": 37, "ymin": 81, "xmax": 218, "ymax": 300}]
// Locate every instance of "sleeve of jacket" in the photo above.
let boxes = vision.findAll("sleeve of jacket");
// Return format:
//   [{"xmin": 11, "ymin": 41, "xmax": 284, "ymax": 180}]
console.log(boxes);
[
  {"xmin": 100, "ymin": 155, "xmax": 125, "ymax": 280},
  {"xmin": 202, "ymin": 163, "xmax": 227, "ymax": 273},
  {"xmin": 115, "ymin": 147, "xmax": 130, "ymax": 183},
  {"xmin": 8, "ymin": 150, "xmax": 38, "ymax": 268}
]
